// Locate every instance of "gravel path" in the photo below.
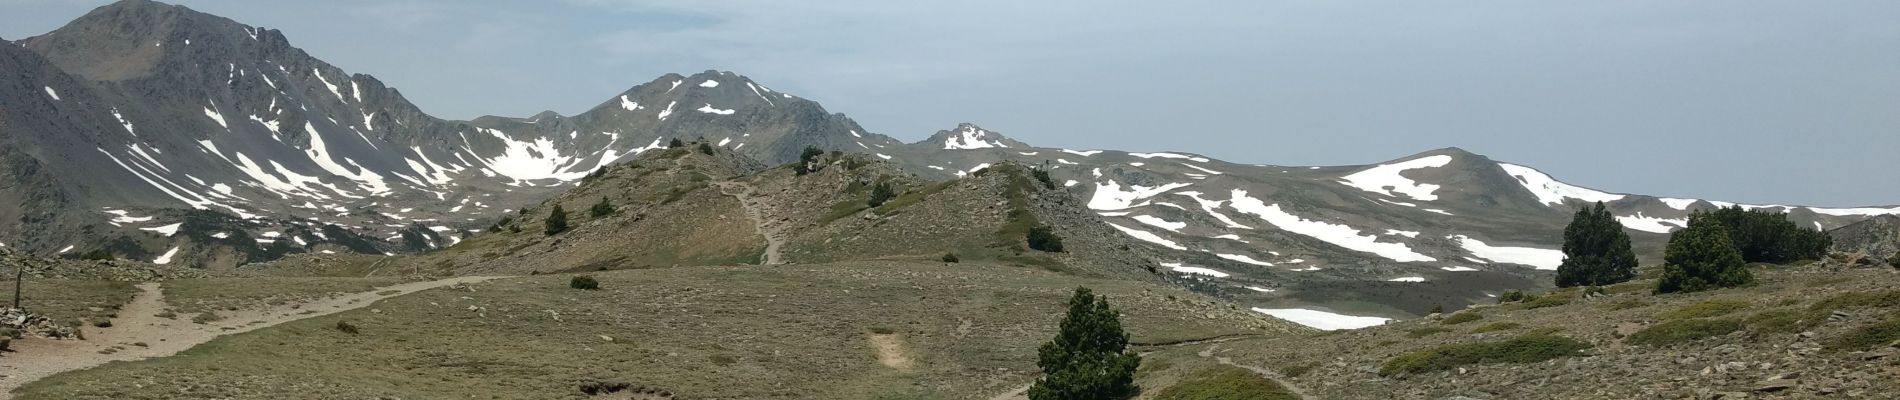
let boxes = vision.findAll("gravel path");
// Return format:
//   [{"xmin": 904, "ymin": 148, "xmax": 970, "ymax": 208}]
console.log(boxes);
[{"xmin": 0, "ymin": 276, "xmax": 508, "ymax": 399}]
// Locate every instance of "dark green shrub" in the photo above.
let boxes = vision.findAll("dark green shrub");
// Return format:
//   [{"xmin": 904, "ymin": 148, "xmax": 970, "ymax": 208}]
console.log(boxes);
[
  {"xmin": 590, "ymin": 197, "xmax": 615, "ymax": 217},
  {"xmin": 1556, "ymin": 202, "xmax": 1640, "ymax": 287},
  {"xmin": 1708, "ymin": 206, "xmax": 1830, "ymax": 263},
  {"xmin": 1406, "ymin": 327, "xmax": 1452, "ymax": 338},
  {"xmin": 697, "ymin": 142, "xmax": 715, "ymax": 155},
  {"xmin": 1440, "ymin": 312, "xmax": 1483, "ymax": 325},
  {"xmin": 578, "ymin": 382, "xmax": 632, "ymax": 396},
  {"xmin": 942, "ymin": 253, "xmax": 960, "ymax": 263},
  {"xmin": 334, "ymin": 321, "xmax": 360, "ymax": 335},
  {"xmin": 869, "ymin": 327, "xmax": 896, "ymax": 335},
  {"xmin": 1277, "ymin": 362, "xmax": 1316, "ymax": 378},
  {"xmin": 1029, "ymin": 288, "xmax": 1141, "ymax": 400},
  {"xmin": 794, "ymin": 146, "xmax": 825, "ymax": 175},
  {"xmin": 1625, "ymin": 318, "xmax": 1742, "ymax": 346},
  {"xmin": 868, "ymin": 182, "xmax": 896, "ymax": 207},
  {"xmin": 1744, "ymin": 309, "xmax": 1817, "ymax": 334},
  {"xmin": 570, "ymin": 275, "xmax": 600, "ymax": 290},
  {"xmin": 1658, "ymin": 211, "xmax": 1751, "ymax": 293},
  {"xmin": 1027, "ymin": 225, "xmax": 1065, "ymax": 253},
  {"xmin": 668, "ymin": 138, "xmax": 684, "ymax": 148},
  {"xmin": 1031, "ymin": 167, "xmax": 1057, "ymax": 190},
  {"xmin": 1497, "ymin": 290, "xmax": 1529, "ymax": 303},
  {"xmin": 0, "ymin": 337, "xmax": 9, "ymax": 351},
  {"xmin": 1378, "ymin": 334, "xmax": 1591, "ymax": 376},
  {"xmin": 1429, "ymin": 304, "xmax": 1444, "ymax": 314},
  {"xmin": 544, "ymin": 205, "xmax": 569, "ymax": 235}
]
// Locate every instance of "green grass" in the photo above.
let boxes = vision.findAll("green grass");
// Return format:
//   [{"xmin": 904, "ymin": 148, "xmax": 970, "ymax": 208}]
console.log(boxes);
[
  {"xmin": 1154, "ymin": 365, "xmax": 1300, "ymax": 400},
  {"xmin": 1518, "ymin": 296, "xmax": 1571, "ymax": 310},
  {"xmin": 1276, "ymin": 362, "xmax": 1317, "ymax": 378},
  {"xmin": 1469, "ymin": 322, "xmax": 1523, "ymax": 333},
  {"xmin": 1657, "ymin": 299, "xmax": 1751, "ymax": 320},
  {"xmin": 0, "ymin": 279, "xmax": 138, "ymax": 327},
  {"xmin": 1827, "ymin": 317, "xmax": 1900, "ymax": 352},
  {"xmin": 820, "ymin": 198, "xmax": 872, "ymax": 224},
  {"xmin": 161, "ymin": 277, "xmax": 408, "ymax": 315},
  {"xmin": 1378, "ymin": 334, "xmax": 1592, "ymax": 376},
  {"xmin": 1624, "ymin": 318, "xmax": 1743, "ymax": 346},
  {"xmin": 1405, "ymin": 327, "xmax": 1453, "ymax": 338},
  {"xmin": 1439, "ymin": 312, "xmax": 1483, "ymax": 325},
  {"xmin": 872, "ymin": 181, "xmax": 954, "ymax": 216},
  {"xmin": 1743, "ymin": 309, "xmax": 1818, "ymax": 334},
  {"xmin": 1809, "ymin": 289, "xmax": 1900, "ymax": 312}
]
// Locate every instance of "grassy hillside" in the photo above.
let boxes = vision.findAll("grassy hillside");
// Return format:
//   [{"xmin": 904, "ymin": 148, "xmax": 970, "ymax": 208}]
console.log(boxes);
[{"xmin": 16, "ymin": 261, "xmax": 1301, "ymax": 399}]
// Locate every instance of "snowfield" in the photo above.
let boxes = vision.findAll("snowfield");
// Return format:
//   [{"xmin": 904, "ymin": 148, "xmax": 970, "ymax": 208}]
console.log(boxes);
[
  {"xmin": 1228, "ymin": 189, "xmax": 1436, "ymax": 263},
  {"xmin": 1339, "ymin": 155, "xmax": 1451, "ymax": 201},
  {"xmin": 1251, "ymin": 308, "xmax": 1391, "ymax": 330},
  {"xmin": 1451, "ymin": 235, "xmax": 1563, "ymax": 270},
  {"xmin": 1106, "ymin": 222, "xmax": 1187, "ymax": 250},
  {"xmin": 1498, "ymin": 163, "xmax": 1625, "ymax": 206},
  {"xmin": 1161, "ymin": 262, "xmax": 1230, "ymax": 278}
]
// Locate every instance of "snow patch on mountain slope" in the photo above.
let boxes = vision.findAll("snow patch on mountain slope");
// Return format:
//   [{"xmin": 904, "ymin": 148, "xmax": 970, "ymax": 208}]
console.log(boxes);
[
  {"xmin": 1339, "ymin": 155, "xmax": 1451, "ymax": 201},
  {"xmin": 1441, "ymin": 266, "xmax": 1479, "ymax": 272},
  {"xmin": 43, "ymin": 86, "xmax": 59, "ymax": 101},
  {"xmin": 696, "ymin": 104, "xmax": 736, "ymax": 115},
  {"xmin": 111, "ymin": 108, "xmax": 136, "ymax": 135},
  {"xmin": 1660, "ymin": 198, "xmax": 1700, "ymax": 210},
  {"xmin": 203, "ymin": 105, "xmax": 227, "ymax": 129},
  {"xmin": 141, "ymin": 222, "xmax": 182, "ymax": 236},
  {"xmin": 1130, "ymin": 152, "xmax": 1211, "ymax": 162},
  {"xmin": 1106, "ymin": 222, "xmax": 1187, "ymax": 250},
  {"xmin": 304, "ymin": 125, "xmax": 392, "ymax": 196},
  {"xmin": 1616, "ymin": 212, "xmax": 1688, "ymax": 234},
  {"xmin": 699, "ymin": 80, "xmax": 719, "ymax": 88},
  {"xmin": 103, "ymin": 209, "xmax": 154, "ymax": 224},
  {"xmin": 1161, "ymin": 262, "xmax": 1230, "ymax": 278},
  {"xmin": 1252, "ymin": 308, "xmax": 1390, "ymax": 330},
  {"xmin": 1388, "ymin": 277, "xmax": 1426, "ymax": 282},
  {"xmin": 1228, "ymin": 189, "xmax": 1436, "ymax": 263},
  {"xmin": 942, "ymin": 126, "xmax": 1009, "ymax": 149},
  {"xmin": 1089, "ymin": 181, "xmax": 1192, "ymax": 211},
  {"xmin": 1131, "ymin": 215, "xmax": 1186, "ymax": 232},
  {"xmin": 658, "ymin": 101, "xmax": 677, "ymax": 121},
  {"xmin": 1805, "ymin": 206, "xmax": 1900, "ymax": 217},
  {"xmin": 1176, "ymin": 191, "xmax": 1253, "ymax": 229},
  {"xmin": 151, "ymin": 246, "xmax": 180, "ymax": 265},
  {"xmin": 619, "ymin": 95, "xmax": 643, "ymax": 111},
  {"xmin": 1217, "ymin": 253, "xmax": 1274, "ymax": 266},
  {"xmin": 475, "ymin": 128, "xmax": 585, "ymax": 181},
  {"xmin": 1061, "ymin": 149, "xmax": 1103, "ymax": 157},
  {"xmin": 1450, "ymin": 235, "xmax": 1562, "ymax": 270},
  {"xmin": 1498, "ymin": 163, "xmax": 1624, "ymax": 206}
]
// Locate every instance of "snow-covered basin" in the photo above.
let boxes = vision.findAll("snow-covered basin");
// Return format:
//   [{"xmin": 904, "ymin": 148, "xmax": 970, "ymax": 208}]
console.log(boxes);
[{"xmin": 1251, "ymin": 307, "xmax": 1393, "ymax": 330}]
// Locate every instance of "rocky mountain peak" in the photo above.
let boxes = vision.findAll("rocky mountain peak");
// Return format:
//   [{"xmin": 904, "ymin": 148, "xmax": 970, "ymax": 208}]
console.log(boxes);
[{"xmin": 923, "ymin": 123, "xmax": 1029, "ymax": 150}]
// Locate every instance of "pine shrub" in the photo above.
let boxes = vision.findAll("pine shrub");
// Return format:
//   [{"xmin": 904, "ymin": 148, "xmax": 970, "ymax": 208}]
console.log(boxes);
[
  {"xmin": 668, "ymin": 138, "xmax": 684, "ymax": 148},
  {"xmin": 794, "ymin": 146, "xmax": 825, "ymax": 175},
  {"xmin": 1707, "ymin": 206, "xmax": 1831, "ymax": 263},
  {"xmin": 1658, "ymin": 211, "xmax": 1751, "ymax": 294},
  {"xmin": 868, "ymin": 182, "xmax": 896, "ymax": 207},
  {"xmin": 590, "ymin": 197, "xmax": 615, "ymax": 217},
  {"xmin": 698, "ymin": 142, "xmax": 715, "ymax": 155},
  {"xmin": 1029, "ymin": 288, "xmax": 1141, "ymax": 400},
  {"xmin": 1028, "ymin": 225, "xmax": 1065, "ymax": 253},
  {"xmin": 942, "ymin": 253, "xmax": 960, "ymax": 263},
  {"xmin": 544, "ymin": 205, "xmax": 569, "ymax": 236},
  {"xmin": 1555, "ymin": 202, "xmax": 1639, "ymax": 287},
  {"xmin": 570, "ymin": 275, "xmax": 600, "ymax": 290}
]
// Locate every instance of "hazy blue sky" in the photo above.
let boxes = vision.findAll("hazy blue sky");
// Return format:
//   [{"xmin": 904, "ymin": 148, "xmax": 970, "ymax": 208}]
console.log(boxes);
[{"xmin": 4, "ymin": 1, "xmax": 1897, "ymax": 206}]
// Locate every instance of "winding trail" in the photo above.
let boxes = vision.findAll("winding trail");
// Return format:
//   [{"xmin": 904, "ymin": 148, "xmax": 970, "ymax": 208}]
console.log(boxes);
[
  {"xmin": 715, "ymin": 180, "xmax": 787, "ymax": 265},
  {"xmin": 0, "ymin": 276, "xmax": 508, "ymax": 399}
]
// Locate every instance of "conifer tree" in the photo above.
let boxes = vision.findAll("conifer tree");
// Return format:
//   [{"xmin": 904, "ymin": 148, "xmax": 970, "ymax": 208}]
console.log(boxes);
[
  {"xmin": 589, "ymin": 197, "xmax": 615, "ymax": 217},
  {"xmin": 1658, "ymin": 211, "xmax": 1751, "ymax": 293},
  {"xmin": 1029, "ymin": 287, "xmax": 1141, "ymax": 400},
  {"xmin": 544, "ymin": 205, "xmax": 569, "ymax": 236},
  {"xmin": 1555, "ymin": 202, "xmax": 1639, "ymax": 287}
]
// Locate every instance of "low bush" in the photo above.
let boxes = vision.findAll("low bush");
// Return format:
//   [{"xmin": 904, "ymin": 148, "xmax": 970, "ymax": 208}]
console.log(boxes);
[
  {"xmin": 868, "ymin": 327, "xmax": 896, "ymax": 335},
  {"xmin": 334, "ymin": 321, "xmax": 360, "ymax": 335},
  {"xmin": 570, "ymin": 276, "xmax": 600, "ymax": 290},
  {"xmin": 578, "ymin": 381, "xmax": 631, "ymax": 396},
  {"xmin": 1625, "ymin": 318, "xmax": 1742, "ymax": 346},
  {"xmin": 1154, "ymin": 365, "xmax": 1300, "ymax": 400},
  {"xmin": 1497, "ymin": 290, "xmax": 1530, "ymax": 303},
  {"xmin": 867, "ymin": 182, "xmax": 896, "ymax": 207},
  {"xmin": 1809, "ymin": 289, "xmax": 1900, "ymax": 312},
  {"xmin": 697, "ymin": 142, "xmax": 715, "ymax": 155},
  {"xmin": 1827, "ymin": 317, "xmax": 1900, "ymax": 352},
  {"xmin": 1658, "ymin": 299, "xmax": 1751, "ymax": 320},
  {"xmin": 1378, "ymin": 334, "xmax": 1591, "ymax": 376},
  {"xmin": 1522, "ymin": 296, "xmax": 1571, "ymax": 309},
  {"xmin": 1027, "ymin": 225, "xmax": 1064, "ymax": 252},
  {"xmin": 0, "ymin": 337, "xmax": 9, "ymax": 351},
  {"xmin": 1440, "ymin": 312, "xmax": 1483, "ymax": 325},
  {"xmin": 1470, "ymin": 322, "xmax": 1523, "ymax": 333},
  {"xmin": 941, "ymin": 253, "xmax": 960, "ymax": 263},
  {"xmin": 1406, "ymin": 327, "xmax": 1452, "ymax": 338}
]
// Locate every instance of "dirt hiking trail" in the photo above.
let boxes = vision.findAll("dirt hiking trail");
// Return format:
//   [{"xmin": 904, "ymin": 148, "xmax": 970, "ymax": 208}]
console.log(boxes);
[
  {"xmin": 0, "ymin": 276, "xmax": 507, "ymax": 399},
  {"xmin": 716, "ymin": 180, "xmax": 788, "ymax": 265}
]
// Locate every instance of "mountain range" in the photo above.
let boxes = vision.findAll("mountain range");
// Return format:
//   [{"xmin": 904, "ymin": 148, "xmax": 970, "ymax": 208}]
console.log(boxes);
[{"xmin": 3, "ymin": 0, "xmax": 1896, "ymax": 321}]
